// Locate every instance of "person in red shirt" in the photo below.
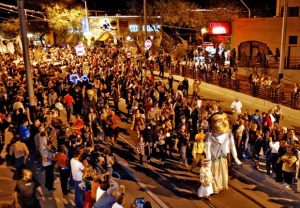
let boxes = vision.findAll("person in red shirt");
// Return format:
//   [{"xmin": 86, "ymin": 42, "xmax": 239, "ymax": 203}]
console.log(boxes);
[
  {"xmin": 64, "ymin": 92, "xmax": 74, "ymax": 122},
  {"xmin": 110, "ymin": 111, "xmax": 120, "ymax": 145},
  {"xmin": 56, "ymin": 145, "xmax": 71, "ymax": 195},
  {"xmin": 266, "ymin": 109, "xmax": 275, "ymax": 129}
]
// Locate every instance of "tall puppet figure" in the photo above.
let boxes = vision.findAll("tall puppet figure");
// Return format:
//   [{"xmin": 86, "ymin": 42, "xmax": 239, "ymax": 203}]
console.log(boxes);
[{"xmin": 205, "ymin": 113, "xmax": 241, "ymax": 193}]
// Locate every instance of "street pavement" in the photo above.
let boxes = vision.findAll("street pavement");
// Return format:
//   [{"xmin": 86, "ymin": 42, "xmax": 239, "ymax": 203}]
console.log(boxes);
[{"xmin": 1, "ymin": 72, "xmax": 300, "ymax": 208}]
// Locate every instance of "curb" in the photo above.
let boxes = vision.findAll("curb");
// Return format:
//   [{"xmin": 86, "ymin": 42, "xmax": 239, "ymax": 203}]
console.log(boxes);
[
  {"xmin": 232, "ymin": 167, "xmax": 300, "ymax": 200},
  {"xmin": 112, "ymin": 152, "xmax": 169, "ymax": 208}
]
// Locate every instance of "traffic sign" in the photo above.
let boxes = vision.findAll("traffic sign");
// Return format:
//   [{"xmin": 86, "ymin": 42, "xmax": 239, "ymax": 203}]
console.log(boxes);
[
  {"xmin": 145, "ymin": 40, "xmax": 152, "ymax": 50},
  {"xmin": 75, "ymin": 44, "xmax": 85, "ymax": 56}
]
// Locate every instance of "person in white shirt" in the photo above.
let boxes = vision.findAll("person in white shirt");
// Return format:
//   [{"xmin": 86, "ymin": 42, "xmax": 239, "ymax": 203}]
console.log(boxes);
[
  {"xmin": 39, "ymin": 131, "xmax": 47, "ymax": 156},
  {"xmin": 266, "ymin": 136, "xmax": 280, "ymax": 176},
  {"xmin": 41, "ymin": 142, "xmax": 54, "ymax": 191},
  {"xmin": 231, "ymin": 98, "xmax": 243, "ymax": 120},
  {"xmin": 70, "ymin": 150, "xmax": 85, "ymax": 208},
  {"xmin": 235, "ymin": 119, "xmax": 245, "ymax": 156}
]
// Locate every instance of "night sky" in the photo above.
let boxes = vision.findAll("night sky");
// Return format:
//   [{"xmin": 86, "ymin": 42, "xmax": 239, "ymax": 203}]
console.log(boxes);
[{"xmin": 0, "ymin": 0, "xmax": 277, "ymax": 20}]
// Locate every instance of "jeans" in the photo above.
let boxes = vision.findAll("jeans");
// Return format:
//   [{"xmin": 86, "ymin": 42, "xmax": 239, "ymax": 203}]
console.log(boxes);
[
  {"xmin": 74, "ymin": 181, "xmax": 85, "ymax": 208},
  {"xmin": 146, "ymin": 142, "xmax": 153, "ymax": 161},
  {"xmin": 180, "ymin": 145, "xmax": 188, "ymax": 165},
  {"xmin": 44, "ymin": 165, "xmax": 54, "ymax": 190},
  {"xmin": 66, "ymin": 105, "xmax": 73, "ymax": 122},
  {"xmin": 59, "ymin": 167, "xmax": 70, "ymax": 194},
  {"xmin": 283, "ymin": 171, "xmax": 294, "ymax": 185},
  {"xmin": 266, "ymin": 153, "xmax": 279, "ymax": 175},
  {"xmin": 157, "ymin": 145, "xmax": 166, "ymax": 162},
  {"xmin": 15, "ymin": 156, "xmax": 26, "ymax": 179}
]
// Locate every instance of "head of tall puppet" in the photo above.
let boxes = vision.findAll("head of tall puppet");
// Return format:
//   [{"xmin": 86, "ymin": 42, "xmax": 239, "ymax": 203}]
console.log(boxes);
[{"xmin": 210, "ymin": 113, "xmax": 230, "ymax": 134}]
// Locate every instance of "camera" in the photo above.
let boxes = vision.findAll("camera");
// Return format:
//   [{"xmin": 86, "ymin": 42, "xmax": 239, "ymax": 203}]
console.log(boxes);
[{"xmin": 135, "ymin": 198, "xmax": 145, "ymax": 208}]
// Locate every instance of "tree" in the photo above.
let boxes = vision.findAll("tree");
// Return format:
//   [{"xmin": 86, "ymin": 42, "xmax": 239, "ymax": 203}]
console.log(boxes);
[
  {"xmin": 44, "ymin": 3, "xmax": 86, "ymax": 45},
  {"xmin": 0, "ymin": 18, "xmax": 20, "ymax": 38},
  {"xmin": 127, "ymin": 0, "xmax": 242, "ymax": 57}
]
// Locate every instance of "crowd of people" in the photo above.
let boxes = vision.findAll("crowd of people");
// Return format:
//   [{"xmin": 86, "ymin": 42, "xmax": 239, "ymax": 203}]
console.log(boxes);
[
  {"xmin": 0, "ymin": 44, "xmax": 299, "ymax": 208},
  {"xmin": 230, "ymin": 100, "xmax": 299, "ymax": 190}
]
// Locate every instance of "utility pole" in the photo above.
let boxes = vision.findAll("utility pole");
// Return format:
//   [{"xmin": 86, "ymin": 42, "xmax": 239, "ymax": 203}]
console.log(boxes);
[
  {"xmin": 17, "ymin": 0, "xmax": 35, "ymax": 108},
  {"xmin": 279, "ymin": 0, "xmax": 288, "ymax": 80},
  {"xmin": 144, "ymin": 0, "xmax": 147, "ymax": 42}
]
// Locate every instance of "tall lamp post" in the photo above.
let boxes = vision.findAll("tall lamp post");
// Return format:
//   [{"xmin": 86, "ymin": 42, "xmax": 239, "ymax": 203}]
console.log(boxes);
[
  {"xmin": 279, "ymin": 0, "xmax": 288, "ymax": 80},
  {"xmin": 82, "ymin": 0, "xmax": 91, "ymax": 45},
  {"xmin": 144, "ymin": 0, "xmax": 147, "ymax": 42},
  {"xmin": 17, "ymin": 0, "xmax": 35, "ymax": 109}
]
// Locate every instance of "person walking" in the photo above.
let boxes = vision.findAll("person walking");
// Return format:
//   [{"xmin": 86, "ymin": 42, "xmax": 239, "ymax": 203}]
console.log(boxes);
[
  {"xmin": 266, "ymin": 136, "xmax": 280, "ymax": 176},
  {"xmin": 9, "ymin": 135, "xmax": 29, "ymax": 179},
  {"xmin": 64, "ymin": 92, "xmax": 74, "ymax": 123},
  {"xmin": 56, "ymin": 145, "xmax": 71, "ymax": 195},
  {"xmin": 230, "ymin": 98, "xmax": 242, "ymax": 121},
  {"xmin": 14, "ymin": 169, "xmax": 45, "ymax": 208},
  {"xmin": 19, "ymin": 119, "xmax": 31, "ymax": 148},
  {"xmin": 71, "ymin": 150, "xmax": 85, "ymax": 208},
  {"xmin": 191, "ymin": 133, "xmax": 206, "ymax": 172},
  {"xmin": 41, "ymin": 141, "xmax": 55, "ymax": 191},
  {"xmin": 197, "ymin": 159, "xmax": 213, "ymax": 201},
  {"xmin": 177, "ymin": 125, "xmax": 189, "ymax": 167},
  {"xmin": 136, "ymin": 136, "xmax": 145, "ymax": 167}
]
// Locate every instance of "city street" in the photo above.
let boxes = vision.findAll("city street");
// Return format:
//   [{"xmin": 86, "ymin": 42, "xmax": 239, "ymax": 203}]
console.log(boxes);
[
  {"xmin": 1, "ymin": 74, "xmax": 300, "ymax": 208},
  {"xmin": 0, "ymin": 0, "xmax": 300, "ymax": 207}
]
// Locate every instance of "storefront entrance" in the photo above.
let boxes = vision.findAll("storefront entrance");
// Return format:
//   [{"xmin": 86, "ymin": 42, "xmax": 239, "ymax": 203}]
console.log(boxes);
[{"xmin": 238, "ymin": 41, "xmax": 270, "ymax": 67}]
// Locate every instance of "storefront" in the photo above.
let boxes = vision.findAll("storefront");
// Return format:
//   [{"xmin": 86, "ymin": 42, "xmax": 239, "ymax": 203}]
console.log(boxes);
[
  {"xmin": 84, "ymin": 15, "xmax": 162, "ymax": 51},
  {"xmin": 231, "ymin": 0, "xmax": 300, "ymax": 69}
]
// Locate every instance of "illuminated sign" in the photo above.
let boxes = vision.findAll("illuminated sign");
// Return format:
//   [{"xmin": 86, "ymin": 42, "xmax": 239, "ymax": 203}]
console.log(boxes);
[
  {"xmin": 209, "ymin": 22, "xmax": 231, "ymax": 35},
  {"xmin": 129, "ymin": 24, "xmax": 139, "ymax": 32},
  {"xmin": 142, "ymin": 25, "xmax": 161, "ymax": 32},
  {"xmin": 129, "ymin": 24, "xmax": 161, "ymax": 32}
]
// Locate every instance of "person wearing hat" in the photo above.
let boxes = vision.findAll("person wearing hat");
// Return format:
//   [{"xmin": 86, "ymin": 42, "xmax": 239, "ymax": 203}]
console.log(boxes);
[
  {"xmin": 191, "ymin": 132, "xmax": 206, "ymax": 173},
  {"xmin": 198, "ymin": 159, "xmax": 213, "ymax": 200}
]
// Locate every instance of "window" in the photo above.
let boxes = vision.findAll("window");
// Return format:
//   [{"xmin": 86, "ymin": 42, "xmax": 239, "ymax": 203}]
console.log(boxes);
[
  {"xmin": 289, "ymin": 36, "xmax": 298, "ymax": 44},
  {"xmin": 281, "ymin": 7, "xmax": 300, "ymax": 17},
  {"xmin": 288, "ymin": 7, "xmax": 299, "ymax": 17}
]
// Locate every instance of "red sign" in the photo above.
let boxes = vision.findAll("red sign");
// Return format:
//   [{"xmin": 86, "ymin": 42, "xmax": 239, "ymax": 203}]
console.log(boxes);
[{"xmin": 209, "ymin": 22, "xmax": 231, "ymax": 35}]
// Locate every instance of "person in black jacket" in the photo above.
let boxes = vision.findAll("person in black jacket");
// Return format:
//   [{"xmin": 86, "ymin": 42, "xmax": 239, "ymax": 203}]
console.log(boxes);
[
  {"xmin": 182, "ymin": 77, "xmax": 189, "ymax": 98},
  {"xmin": 177, "ymin": 125, "xmax": 189, "ymax": 166}
]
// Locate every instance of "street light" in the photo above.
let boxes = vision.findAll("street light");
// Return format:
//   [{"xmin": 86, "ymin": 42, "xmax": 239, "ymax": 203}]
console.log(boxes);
[
  {"xmin": 201, "ymin": 28, "xmax": 207, "ymax": 35},
  {"xmin": 144, "ymin": 0, "xmax": 147, "ymax": 42},
  {"xmin": 27, "ymin": 33, "xmax": 33, "ymax": 46},
  {"xmin": 17, "ymin": 0, "xmax": 35, "ymax": 115},
  {"xmin": 82, "ymin": 0, "xmax": 89, "ymax": 32},
  {"xmin": 82, "ymin": 0, "xmax": 91, "ymax": 46},
  {"xmin": 279, "ymin": 0, "xmax": 288, "ymax": 80}
]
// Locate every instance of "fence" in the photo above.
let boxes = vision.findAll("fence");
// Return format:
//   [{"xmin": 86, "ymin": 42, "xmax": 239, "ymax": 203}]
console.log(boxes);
[{"xmin": 162, "ymin": 62, "xmax": 300, "ymax": 110}]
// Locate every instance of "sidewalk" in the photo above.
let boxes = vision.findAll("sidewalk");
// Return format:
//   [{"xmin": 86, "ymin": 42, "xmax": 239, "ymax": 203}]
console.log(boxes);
[
  {"xmin": 237, "ymin": 67, "xmax": 300, "ymax": 85},
  {"xmin": 153, "ymin": 70, "xmax": 300, "ymax": 132}
]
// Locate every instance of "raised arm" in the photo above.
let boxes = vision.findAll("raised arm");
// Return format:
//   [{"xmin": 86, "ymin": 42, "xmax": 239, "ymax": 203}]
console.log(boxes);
[{"xmin": 229, "ymin": 133, "xmax": 242, "ymax": 165}]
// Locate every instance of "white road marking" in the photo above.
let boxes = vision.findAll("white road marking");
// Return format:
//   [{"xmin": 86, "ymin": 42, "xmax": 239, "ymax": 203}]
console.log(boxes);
[{"xmin": 118, "ymin": 135, "xmax": 136, "ymax": 149}]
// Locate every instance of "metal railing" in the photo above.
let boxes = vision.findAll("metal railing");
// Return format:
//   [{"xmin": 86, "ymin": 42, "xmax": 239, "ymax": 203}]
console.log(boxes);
[{"xmin": 163, "ymin": 62, "xmax": 300, "ymax": 110}]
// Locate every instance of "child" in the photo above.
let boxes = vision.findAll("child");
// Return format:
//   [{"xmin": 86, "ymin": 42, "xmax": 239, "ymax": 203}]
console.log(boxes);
[
  {"xmin": 198, "ymin": 159, "xmax": 213, "ymax": 201},
  {"xmin": 136, "ymin": 136, "xmax": 145, "ymax": 167}
]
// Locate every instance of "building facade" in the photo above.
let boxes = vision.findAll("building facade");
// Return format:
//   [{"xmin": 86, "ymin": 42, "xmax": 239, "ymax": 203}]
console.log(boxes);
[
  {"xmin": 85, "ymin": 15, "xmax": 162, "ymax": 50},
  {"xmin": 231, "ymin": 0, "xmax": 300, "ymax": 69}
]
